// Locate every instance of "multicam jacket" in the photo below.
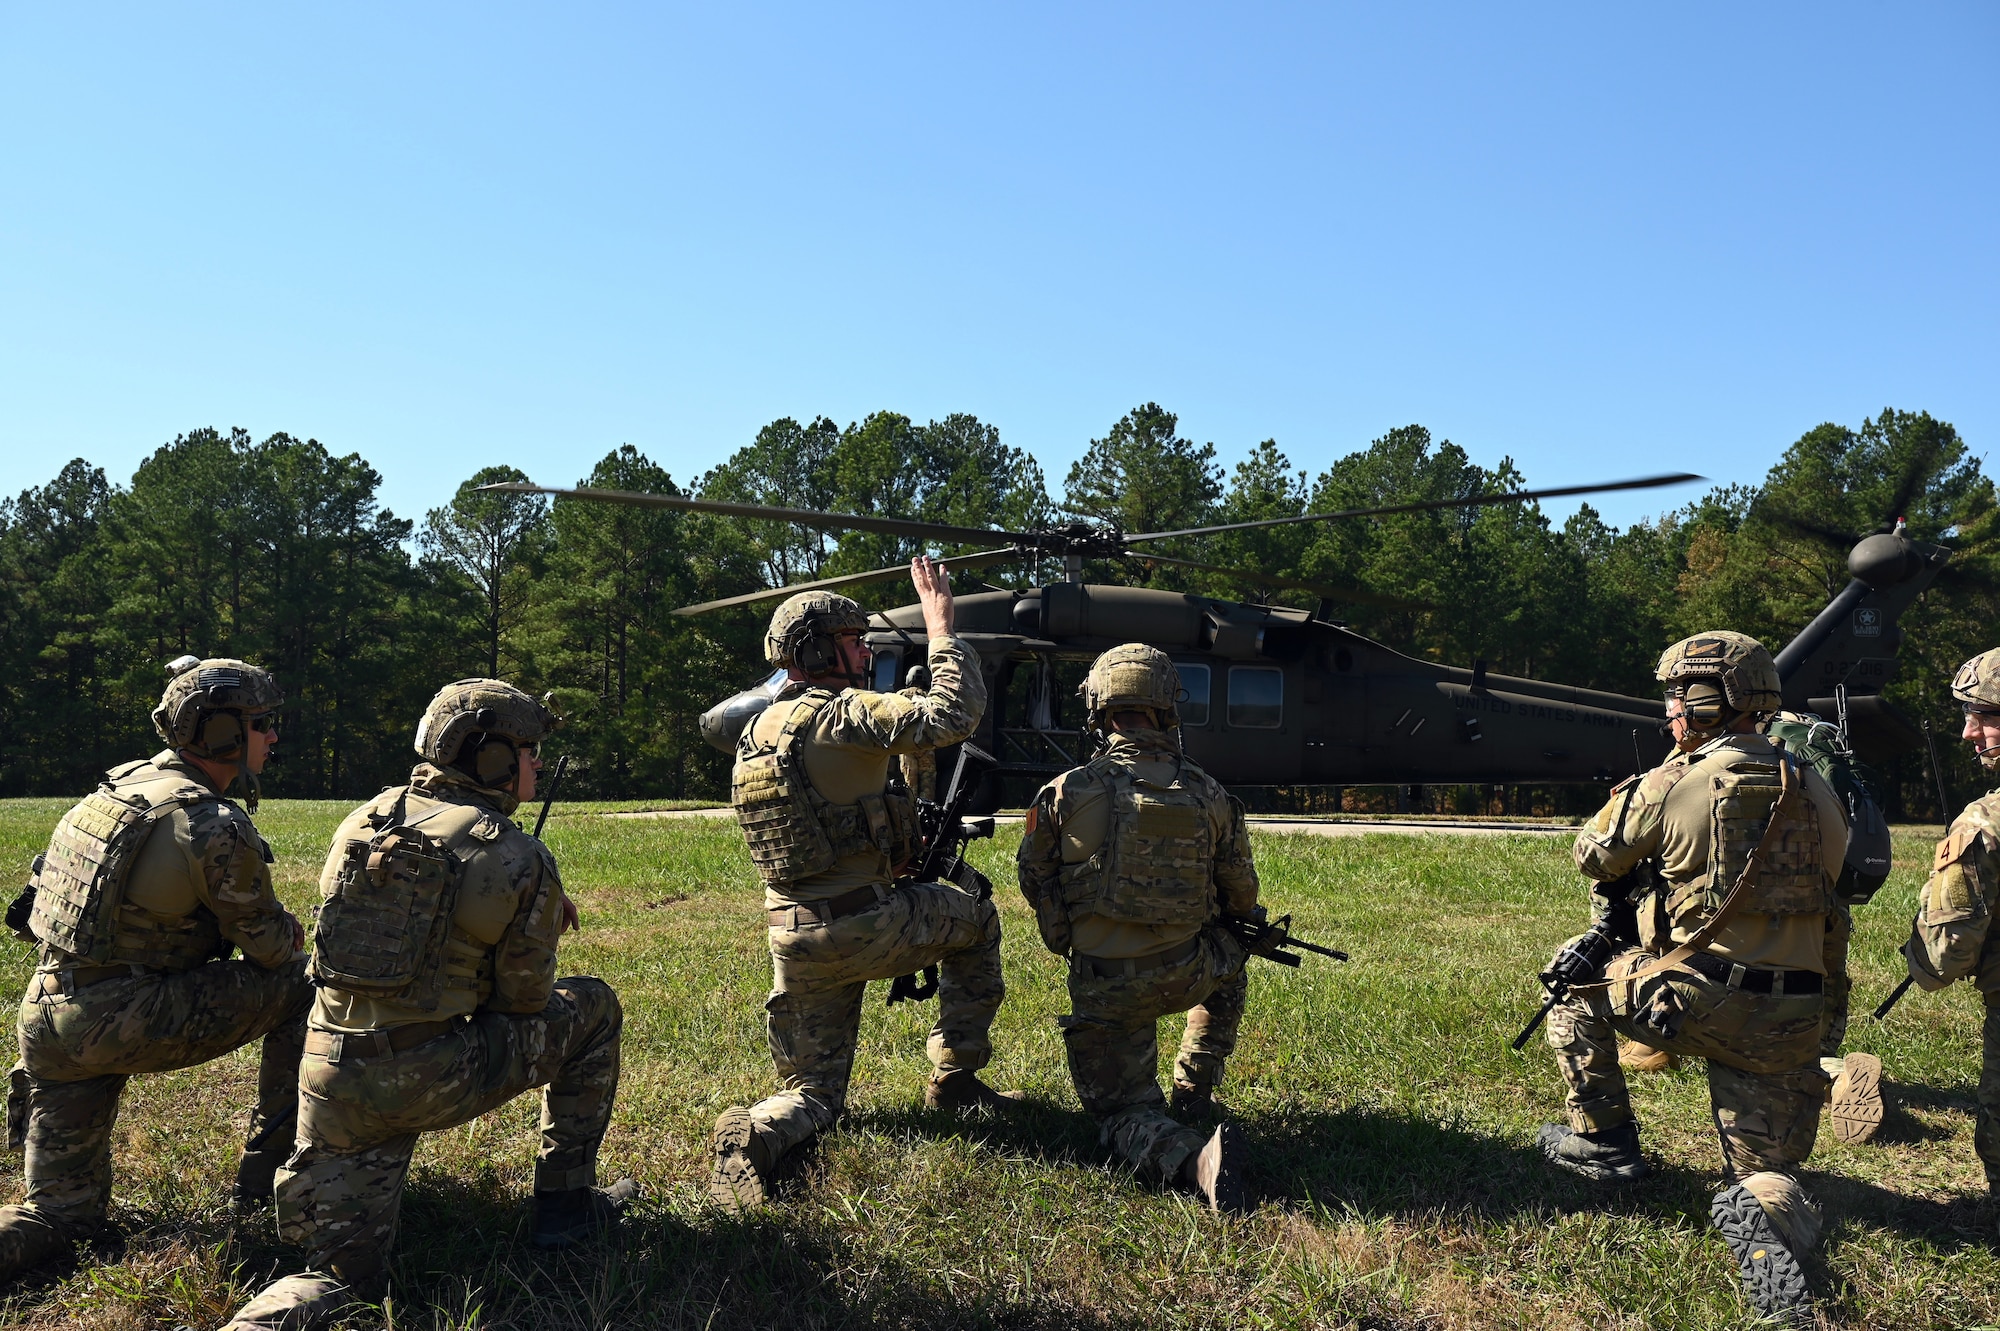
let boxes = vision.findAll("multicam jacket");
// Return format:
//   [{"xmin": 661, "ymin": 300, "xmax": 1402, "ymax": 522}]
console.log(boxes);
[
  {"xmin": 1907, "ymin": 789, "xmax": 2000, "ymax": 995},
  {"xmin": 309, "ymin": 763, "xmax": 568, "ymax": 1032}
]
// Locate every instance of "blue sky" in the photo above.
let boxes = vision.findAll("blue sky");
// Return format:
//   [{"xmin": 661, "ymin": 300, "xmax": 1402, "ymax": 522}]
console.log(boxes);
[{"xmin": 1, "ymin": 3, "xmax": 1993, "ymax": 534}]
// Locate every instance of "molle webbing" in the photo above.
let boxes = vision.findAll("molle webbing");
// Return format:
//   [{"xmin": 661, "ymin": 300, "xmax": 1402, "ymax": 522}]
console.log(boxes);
[
  {"xmin": 732, "ymin": 691, "xmax": 915, "ymax": 887},
  {"xmin": 309, "ymin": 795, "xmax": 495, "ymax": 1012},
  {"xmin": 1060, "ymin": 762, "xmax": 1215, "ymax": 928},
  {"xmin": 1669, "ymin": 759, "xmax": 1828, "ymax": 922},
  {"xmin": 31, "ymin": 771, "xmax": 232, "ymax": 966}
]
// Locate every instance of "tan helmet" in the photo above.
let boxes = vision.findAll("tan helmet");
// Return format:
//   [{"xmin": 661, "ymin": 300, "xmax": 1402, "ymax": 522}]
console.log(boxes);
[
  {"xmin": 1655, "ymin": 630, "xmax": 1782, "ymax": 722},
  {"xmin": 1080, "ymin": 643, "xmax": 1182, "ymax": 731},
  {"xmin": 1951, "ymin": 648, "xmax": 2000, "ymax": 712},
  {"xmin": 415, "ymin": 679, "xmax": 563, "ymax": 788},
  {"xmin": 151, "ymin": 656, "xmax": 285, "ymax": 760},
  {"xmin": 765, "ymin": 591, "xmax": 870, "ymax": 678}
]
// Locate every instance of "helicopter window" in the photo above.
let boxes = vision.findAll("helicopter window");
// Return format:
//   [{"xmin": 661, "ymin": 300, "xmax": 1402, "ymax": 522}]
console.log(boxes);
[
  {"xmin": 1227, "ymin": 666, "xmax": 1283, "ymax": 728},
  {"xmin": 872, "ymin": 648, "xmax": 901, "ymax": 692},
  {"xmin": 1176, "ymin": 663, "xmax": 1211, "ymax": 727}
]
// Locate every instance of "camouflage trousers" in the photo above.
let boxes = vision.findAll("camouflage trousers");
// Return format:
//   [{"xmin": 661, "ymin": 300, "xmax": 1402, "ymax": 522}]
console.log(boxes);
[
  {"xmin": 222, "ymin": 977, "xmax": 621, "ymax": 1331},
  {"xmin": 1980, "ymin": 993, "xmax": 2000, "ymax": 1190},
  {"xmin": 1548, "ymin": 945, "xmax": 1832, "ymax": 1176},
  {"xmin": 0, "ymin": 956, "xmax": 311, "ymax": 1275},
  {"xmin": 1061, "ymin": 927, "xmax": 1248, "ymax": 1184},
  {"xmin": 1821, "ymin": 901, "xmax": 1852, "ymax": 1058},
  {"xmin": 752, "ymin": 880, "xmax": 1002, "ymax": 1157}
]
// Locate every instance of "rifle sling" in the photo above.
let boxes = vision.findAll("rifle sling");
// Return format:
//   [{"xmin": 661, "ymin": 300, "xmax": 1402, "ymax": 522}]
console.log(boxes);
[{"xmin": 1571, "ymin": 747, "xmax": 1801, "ymax": 997}]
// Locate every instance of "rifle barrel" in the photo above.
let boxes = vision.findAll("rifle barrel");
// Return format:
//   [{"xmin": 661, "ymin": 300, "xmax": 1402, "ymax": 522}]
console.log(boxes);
[
  {"xmin": 1871, "ymin": 974, "xmax": 1916, "ymax": 1022},
  {"xmin": 532, "ymin": 755, "xmax": 571, "ymax": 839},
  {"xmin": 1511, "ymin": 990, "xmax": 1562, "ymax": 1052}
]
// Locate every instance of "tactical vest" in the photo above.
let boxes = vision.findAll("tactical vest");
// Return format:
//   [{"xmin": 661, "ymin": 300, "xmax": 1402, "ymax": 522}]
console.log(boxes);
[
  {"xmin": 30, "ymin": 760, "xmax": 251, "ymax": 970},
  {"xmin": 1057, "ymin": 761, "xmax": 1216, "ymax": 928},
  {"xmin": 732, "ymin": 690, "xmax": 915, "ymax": 888},
  {"xmin": 309, "ymin": 790, "xmax": 508, "ymax": 1012},
  {"xmin": 1665, "ymin": 753, "xmax": 1830, "ymax": 926}
]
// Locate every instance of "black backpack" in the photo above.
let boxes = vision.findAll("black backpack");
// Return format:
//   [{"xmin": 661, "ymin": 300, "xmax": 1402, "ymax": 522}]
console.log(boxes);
[{"xmin": 1765, "ymin": 712, "xmax": 1892, "ymax": 904}]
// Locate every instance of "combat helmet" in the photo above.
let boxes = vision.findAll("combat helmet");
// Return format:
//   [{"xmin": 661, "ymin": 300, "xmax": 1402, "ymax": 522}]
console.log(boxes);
[
  {"xmin": 152, "ymin": 655, "xmax": 284, "ymax": 761},
  {"xmin": 765, "ymin": 591, "xmax": 871, "ymax": 684},
  {"xmin": 1655, "ymin": 631, "xmax": 1782, "ymax": 731},
  {"xmin": 1079, "ymin": 644, "xmax": 1182, "ymax": 732},
  {"xmin": 415, "ymin": 679, "xmax": 563, "ymax": 790},
  {"xmin": 1951, "ymin": 648, "xmax": 2000, "ymax": 712}
]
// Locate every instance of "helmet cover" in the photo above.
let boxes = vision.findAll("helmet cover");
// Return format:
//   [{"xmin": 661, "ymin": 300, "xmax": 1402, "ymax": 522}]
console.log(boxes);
[
  {"xmin": 1951, "ymin": 648, "xmax": 2000, "ymax": 712},
  {"xmin": 151, "ymin": 656, "xmax": 285, "ymax": 758},
  {"xmin": 1080, "ymin": 644, "xmax": 1182, "ymax": 730},
  {"xmin": 1655, "ymin": 631, "xmax": 1782, "ymax": 716},
  {"xmin": 414, "ymin": 679, "xmax": 562, "ymax": 769},
  {"xmin": 764, "ymin": 591, "xmax": 870, "ymax": 672}
]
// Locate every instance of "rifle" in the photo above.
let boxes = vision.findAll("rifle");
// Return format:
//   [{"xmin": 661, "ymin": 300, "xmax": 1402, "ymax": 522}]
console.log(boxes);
[
  {"xmin": 1511, "ymin": 877, "xmax": 1644, "ymax": 1052},
  {"xmin": 532, "ymin": 755, "xmax": 571, "ymax": 839},
  {"xmin": 1219, "ymin": 908, "xmax": 1347, "ymax": 967},
  {"xmin": 886, "ymin": 743, "xmax": 996, "ymax": 1007}
]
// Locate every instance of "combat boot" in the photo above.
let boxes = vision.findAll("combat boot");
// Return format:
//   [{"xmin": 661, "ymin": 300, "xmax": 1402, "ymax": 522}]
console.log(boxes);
[
  {"xmin": 230, "ymin": 1148, "xmax": 284, "ymax": 1215},
  {"xmin": 1536, "ymin": 1121, "xmax": 1650, "ymax": 1182},
  {"xmin": 1169, "ymin": 1081, "xmax": 1219, "ymax": 1121},
  {"xmin": 0, "ymin": 1204, "xmax": 70, "ymax": 1280},
  {"xmin": 1177, "ymin": 1123, "xmax": 1248, "ymax": 1214},
  {"xmin": 925, "ymin": 1069, "xmax": 1025, "ymax": 1114},
  {"xmin": 532, "ymin": 1178, "xmax": 640, "ymax": 1249},
  {"xmin": 708, "ymin": 1107, "xmax": 780, "ymax": 1213},
  {"xmin": 1711, "ymin": 1178, "xmax": 1815, "ymax": 1326},
  {"xmin": 1822, "ymin": 1051, "xmax": 1884, "ymax": 1145},
  {"xmin": 1619, "ymin": 1040, "xmax": 1679, "ymax": 1073}
]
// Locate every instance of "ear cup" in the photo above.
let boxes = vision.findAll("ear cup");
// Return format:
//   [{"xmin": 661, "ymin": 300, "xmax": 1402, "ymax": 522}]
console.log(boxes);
[
  {"xmin": 473, "ymin": 737, "xmax": 517, "ymax": 786},
  {"xmin": 794, "ymin": 628, "xmax": 836, "ymax": 677},
  {"xmin": 1682, "ymin": 681, "xmax": 1727, "ymax": 727},
  {"xmin": 197, "ymin": 710, "xmax": 246, "ymax": 756}
]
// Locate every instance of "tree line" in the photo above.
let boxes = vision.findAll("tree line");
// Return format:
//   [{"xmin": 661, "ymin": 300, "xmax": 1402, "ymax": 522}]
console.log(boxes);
[{"xmin": 2, "ymin": 406, "xmax": 1993, "ymax": 815}]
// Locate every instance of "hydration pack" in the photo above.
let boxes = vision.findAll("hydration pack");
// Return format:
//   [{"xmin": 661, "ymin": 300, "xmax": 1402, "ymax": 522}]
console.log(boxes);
[{"xmin": 1765, "ymin": 712, "xmax": 1892, "ymax": 904}]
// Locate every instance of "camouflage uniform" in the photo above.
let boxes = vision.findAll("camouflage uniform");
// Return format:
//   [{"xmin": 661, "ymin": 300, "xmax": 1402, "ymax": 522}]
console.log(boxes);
[
  {"xmin": 1018, "ymin": 727, "xmax": 1256, "ymax": 1184},
  {"xmin": 1549, "ymin": 732, "xmax": 1846, "ymax": 1171},
  {"xmin": 224, "ymin": 683, "xmax": 623, "ymax": 1330},
  {"xmin": 729, "ymin": 630, "xmax": 998, "ymax": 1165},
  {"xmin": 1903, "ymin": 648, "xmax": 2000, "ymax": 1191},
  {"xmin": 0, "ymin": 659, "xmax": 310, "ymax": 1280}
]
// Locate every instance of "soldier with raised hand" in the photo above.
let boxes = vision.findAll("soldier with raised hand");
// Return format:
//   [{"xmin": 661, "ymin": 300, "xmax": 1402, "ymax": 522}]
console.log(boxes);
[
  {"xmin": 0, "ymin": 657, "xmax": 311, "ymax": 1279},
  {"xmin": 1902, "ymin": 647, "xmax": 2000, "ymax": 1194},
  {"xmin": 711, "ymin": 556, "xmax": 1012, "ymax": 1213},
  {"xmin": 220, "ymin": 680, "xmax": 633, "ymax": 1331},
  {"xmin": 1016, "ymin": 644, "xmax": 1257, "ymax": 1213},
  {"xmin": 1536, "ymin": 632, "xmax": 1847, "ymax": 1327}
]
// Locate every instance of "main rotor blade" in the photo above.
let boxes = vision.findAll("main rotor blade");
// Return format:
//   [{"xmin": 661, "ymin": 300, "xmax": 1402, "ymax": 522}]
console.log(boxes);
[
  {"xmin": 1122, "ymin": 473, "xmax": 1705, "ymax": 544},
  {"xmin": 1755, "ymin": 507, "xmax": 1863, "ymax": 549},
  {"xmin": 1125, "ymin": 552, "xmax": 1432, "ymax": 611},
  {"xmin": 479, "ymin": 482, "xmax": 1034, "ymax": 548},
  {"xmin": 672, "ymin": 548, "xmax": 1026, "ymax": 616}
]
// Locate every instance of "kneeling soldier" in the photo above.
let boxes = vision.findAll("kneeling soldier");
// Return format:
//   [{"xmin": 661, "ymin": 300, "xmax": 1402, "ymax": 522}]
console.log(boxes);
[
  {"xmin": 1017, "ymin": 645, "xmax": 1255, "ymax": 1212},
  {"xmin": 0, "ymin": 656, "xmax": 310, "ymax": 1278},
  {"xmin": 1538, "ymin": 632, "xmax": 1845, "ymax": 1326},
  {"xmin": 1903, "ymin": 647, "xmax": 2000, "ymax": 1194},
  {"xmin": 221, "ymin": 680, "xmax": 633, "ymax": 1330},
  {"xmin": 711, "ymin": 557, "xmax": 1013, "ymax": 1212}
]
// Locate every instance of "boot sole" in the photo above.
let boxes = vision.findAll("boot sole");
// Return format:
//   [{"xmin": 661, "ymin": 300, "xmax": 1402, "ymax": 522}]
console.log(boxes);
[
  {"xmin": 1535, "ymin": 1124, "xmax": 1651, "ymax": 1182},
  {"xmin": 1711, "ymin": 1183, "xmax": 1813, "ymax": 1325},
  {"xmin": 1196, "ymin": 1124, "xmax": 1249, "ymax": 1214},
  {"xmin": 1830, "ymin": 1052, "xmax": 1885, "ymax": 1146},
  {"xmin": 708, "ymin": 1108, "xmax": 773, "ymax": 1214}
]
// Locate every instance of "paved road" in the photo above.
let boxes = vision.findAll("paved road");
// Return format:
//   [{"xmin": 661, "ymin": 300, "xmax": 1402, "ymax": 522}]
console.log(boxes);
[{"xmin": 593, "ymin": 808, "xmax": 1573, "ymax": 837}]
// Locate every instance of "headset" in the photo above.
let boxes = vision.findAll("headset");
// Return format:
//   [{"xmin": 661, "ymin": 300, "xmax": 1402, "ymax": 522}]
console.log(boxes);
[
  {"xmin": 451, "ymin": 707, "xmax": 534, "ymax": 789},
  {"xmin": 788, "ymin": 615, "xmax": 869, "ymax": 688}
]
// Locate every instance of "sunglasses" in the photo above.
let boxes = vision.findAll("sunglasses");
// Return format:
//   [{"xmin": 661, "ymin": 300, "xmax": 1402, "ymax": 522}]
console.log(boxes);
[
  {"xmin": 1963, "ymin": 704, "xmax": 2000, "ymax": 719},
  {"xmin": 247, "ymin": 714, "xmax": 279, "ymax": 734}
]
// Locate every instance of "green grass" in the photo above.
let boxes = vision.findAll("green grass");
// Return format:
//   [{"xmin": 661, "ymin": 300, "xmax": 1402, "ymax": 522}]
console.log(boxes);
[{"xmin": 0, "ymin": 799, "xmax": 1991, "ymax": 1329}]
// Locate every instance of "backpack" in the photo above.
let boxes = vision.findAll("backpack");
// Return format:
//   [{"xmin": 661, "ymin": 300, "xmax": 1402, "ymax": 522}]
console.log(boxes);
[{"xmin": 1765, "ymin": 712, "xmax": 1892, "ymax": 904}]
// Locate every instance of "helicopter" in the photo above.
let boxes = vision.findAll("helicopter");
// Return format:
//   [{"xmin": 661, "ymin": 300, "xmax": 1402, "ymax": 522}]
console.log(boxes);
[{"xmin": 481, "ymin": 474, "xmax": 1948, "ymax": 792}]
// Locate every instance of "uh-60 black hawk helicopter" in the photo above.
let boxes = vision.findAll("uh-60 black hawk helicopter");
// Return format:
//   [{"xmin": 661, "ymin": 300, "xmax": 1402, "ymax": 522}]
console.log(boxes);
[{"xmin": 486, "ymin": 469, "xmax": 1952, "ymax": 799}]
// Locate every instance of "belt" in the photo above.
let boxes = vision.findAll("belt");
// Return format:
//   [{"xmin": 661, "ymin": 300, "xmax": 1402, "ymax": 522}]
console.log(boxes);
[
  {"xmin": 1680, "ymin": 951, "xmax": 1823, "ymax": 996},
  {"xmin": 305, "ymin": 1018, "xmax": 462, "ymax": 1063},
  {"xmin": 32, "ymin": 963, "xmax": 151, "ymax": 998},
  {"xmin": 1074, "ymin": 934, "xmax": 1203, "ymax": 980},
  {"xmin": 768, "ymin": 884, "xmax": 887, "ymax": 929}
]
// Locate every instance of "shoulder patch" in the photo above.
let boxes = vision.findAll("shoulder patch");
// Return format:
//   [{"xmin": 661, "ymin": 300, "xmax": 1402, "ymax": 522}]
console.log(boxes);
[{"xmin": 1935, "ymin": 822, "xmax": 1989, "ymax": 872}]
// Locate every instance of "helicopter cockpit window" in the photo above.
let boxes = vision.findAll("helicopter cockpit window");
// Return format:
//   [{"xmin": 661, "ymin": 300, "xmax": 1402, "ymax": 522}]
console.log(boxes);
[
  {"xmin": 1227, "ymin": 666, "xmax": 1283, "ymax": 728},
  {"xmin": 871, "ymin": 648, "xmax": 901, "ymax": 692},
  {"xmin": 1176, "ymin": 663, "xmax": 1211, "ymax": 727}
]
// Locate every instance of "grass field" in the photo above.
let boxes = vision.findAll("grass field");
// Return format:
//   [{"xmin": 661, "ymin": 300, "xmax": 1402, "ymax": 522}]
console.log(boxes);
[{"xmin": 0, "ymin": 799, "xmax": 1991, "ymax": 1330}]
